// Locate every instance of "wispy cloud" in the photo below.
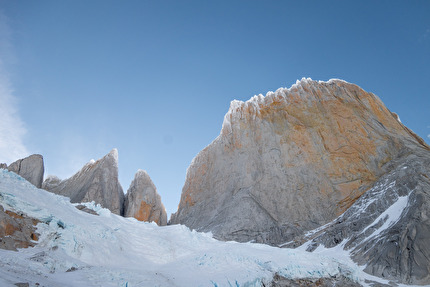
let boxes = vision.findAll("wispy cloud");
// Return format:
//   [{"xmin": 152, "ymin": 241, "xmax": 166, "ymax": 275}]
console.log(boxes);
[{"xmin": 0, "ymin": 10, "xmax": 29, "ymax": 164}]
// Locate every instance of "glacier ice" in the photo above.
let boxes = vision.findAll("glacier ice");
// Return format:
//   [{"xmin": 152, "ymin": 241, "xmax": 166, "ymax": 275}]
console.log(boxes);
[{"xmin": 0, "ymin": 168, "xmax": 403, "ymax": 286}]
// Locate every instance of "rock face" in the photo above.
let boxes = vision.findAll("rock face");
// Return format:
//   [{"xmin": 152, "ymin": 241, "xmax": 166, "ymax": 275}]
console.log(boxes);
[
  {"xmin": 170, "ymin": 78, "xmax": 429, "ymax": 247},
  {"xmin": 0, "ymin": 205, "xmax": 39, "ymax": 251},
  {"xmin": 7, "ymin": 154, "xmax": 44, "ymax": 188},
  {"xmin": 41, "ymin": 175, "xmax": 61, "ymax": 190},
  {"xmin": 124, "ymin": 170, "xmax": 167, "ymax": 226},
  {"xmin": 269, "ymin": 273, "xmax": 362, "ymax": 287},
  {"xmin": 300, "ymin": 148, "xmax": 430, "ymax": 285},
  {"xmin": 170, "ymin": 78, "xmax": 430, "ymax": 285},
  {"xmin": 43, "ymin": 149, "xmax": 125, "ymax": 215}
]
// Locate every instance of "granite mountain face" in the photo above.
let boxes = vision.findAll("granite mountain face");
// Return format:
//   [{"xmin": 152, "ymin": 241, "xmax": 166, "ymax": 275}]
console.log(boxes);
[
  {"xmin": 170, "ymin": 78, "xmax": 430, "ymax": 284},
  {"xmin": 42, "ymin": 149, "xmax": 125, "ymax": 215},
  {"xmin": 124, "ymin": 169, "xmax": 167, "ymax": 226},
  {"xmin": 5, "ymin": 151, "xmax": 168, "ymax": 225},
  {"xmin": 170, "ymin": 78, "xmax": 428, "ymax": 243},
  {"xmin": 41, "ymin": 150, "xmax": 167, "ymax": 225}
]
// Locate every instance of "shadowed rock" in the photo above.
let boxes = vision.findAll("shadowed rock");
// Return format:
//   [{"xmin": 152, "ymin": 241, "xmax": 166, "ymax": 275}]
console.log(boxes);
[
  {"xmin": 269, "ymin": 273, "xmax": 362, "ymax": 287},
  {"xmin": 43, "ymin": 149, "xmax": 125, "ymax": 215},
  {"xmin": 75, "ymin": 204, "xmax": 99, "ymax": 216},
  {"xmin": 7, "ymin": 155, "xmax": 44, "ymax": 188},
  {"xmin": 300, "ymin": 148, "xmax": 430, "ymax": 285},
  {"xmin": 124, "ymin": 170, "xmax": 167, "ymax": 226}
]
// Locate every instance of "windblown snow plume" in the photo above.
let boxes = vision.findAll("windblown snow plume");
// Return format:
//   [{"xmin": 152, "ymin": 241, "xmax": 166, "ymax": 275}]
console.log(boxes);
[{"xmin": 0, "ymin": 12, "xmax": 29, "ymax": 163}]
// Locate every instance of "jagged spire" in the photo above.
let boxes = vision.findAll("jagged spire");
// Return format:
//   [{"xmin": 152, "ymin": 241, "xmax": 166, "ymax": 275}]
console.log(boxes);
[{"xmin": 124, "ymin": 169, "xmax": 167, "ymax": 226}]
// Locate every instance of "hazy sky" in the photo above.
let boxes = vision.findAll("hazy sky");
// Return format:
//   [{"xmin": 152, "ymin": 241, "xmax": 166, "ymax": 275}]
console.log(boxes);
[{"xmin": 1, "ymin": 1, "xmax": 429, "ymax": 216}]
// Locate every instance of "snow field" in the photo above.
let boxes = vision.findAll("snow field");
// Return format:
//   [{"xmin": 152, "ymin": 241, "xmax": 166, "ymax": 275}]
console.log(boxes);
[{"xmin": 0, "ymin": 169, "xmax": 376, "ymax": 286}]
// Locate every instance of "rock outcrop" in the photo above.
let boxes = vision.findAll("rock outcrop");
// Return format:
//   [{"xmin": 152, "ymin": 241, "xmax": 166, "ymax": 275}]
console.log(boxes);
[
  {"xmin": 299, "ymin": 148, "xmax": 430, "ymax": 285},
  {"xmin": 124, "ymin": 170, "xmax": 167, "ymax": 226},
  {"xmin": 43, "ymin": 149, "xmax": 125, "ymax": 215},
  {"xmin": 269, "ymin": 273, "xmax": 362, "ymax": 287},
  {"xmin": 41, "ymin": 175, "xmax": 61, "ymax": 190},
  {"xmin": 0, "ymin": 205, "xmax": 39, "ymax": 251},
  {"xmin": 7, "ymin": 154, "xmax": 44, "ymax": 188},
  {"xmin": 170, "ymin": 78, "xmax": 429, "ymax": 247}
]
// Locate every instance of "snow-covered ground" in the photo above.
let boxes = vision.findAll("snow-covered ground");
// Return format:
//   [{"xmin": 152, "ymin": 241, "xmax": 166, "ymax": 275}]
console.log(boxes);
[{"xmin": 0, "ymin": 169, "xmax": 409, "ymax": 286}]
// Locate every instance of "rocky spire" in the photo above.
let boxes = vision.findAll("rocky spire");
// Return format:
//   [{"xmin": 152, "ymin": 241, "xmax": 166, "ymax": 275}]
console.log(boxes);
[
  {"xmin": 124, "ymin": 170, "xmax": 167, "ymax": 226},
  {"xmin": 43, "ymin": 149, "xmax": 125, "ymax": 215}
]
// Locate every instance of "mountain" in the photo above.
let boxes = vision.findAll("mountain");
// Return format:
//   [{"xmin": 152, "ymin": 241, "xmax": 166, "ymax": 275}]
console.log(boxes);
[
  {"xmin": 124, "ymin": 169, "xmax": 167, "ymax": 226},
  {"xmin": 4, "ymin": 154, "xmax": 44, "ymax": 188},
  {"xmin": 170, "ymin": 78, "xmax": 430, "ymax": 285},
  {"xmin": 42, "ymin": 149, "xmax": 125, "ymax": 215},
  {"xmin": 1, "ymin": 78, "xmax": 429, "ymax": 286},
  {"xmin": 170, "ymin": 78, "xmax": 428, "ymax": 244}
]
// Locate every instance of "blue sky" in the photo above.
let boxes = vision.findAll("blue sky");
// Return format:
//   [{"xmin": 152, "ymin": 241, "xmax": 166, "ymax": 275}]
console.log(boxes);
[{"xmin": 1, "ymin": 1, "xmax": 429, "ymax": 216}]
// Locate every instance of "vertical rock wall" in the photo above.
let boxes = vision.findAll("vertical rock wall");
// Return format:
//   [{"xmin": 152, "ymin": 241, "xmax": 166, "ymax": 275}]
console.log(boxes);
[
  {"xmin": 124, "ymin": 170, "xmax": 167, "ymax": 226},
  {"xmin": 170, "ymin": 78, "xmax": 429, "ymax": 245},
  {"xmin": 7, "ymin": 154, "xmax": 44, "ymax": 188}
]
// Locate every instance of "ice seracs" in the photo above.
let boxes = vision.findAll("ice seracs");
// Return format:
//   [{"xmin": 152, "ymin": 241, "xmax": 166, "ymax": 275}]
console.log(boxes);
[
  {"xmin": 0, "ymin": 169, "xmax": 367, "ymax": 286},
  {"xmin": 124, "ymin": 169, "xmax": 167, "ymax": 226}
]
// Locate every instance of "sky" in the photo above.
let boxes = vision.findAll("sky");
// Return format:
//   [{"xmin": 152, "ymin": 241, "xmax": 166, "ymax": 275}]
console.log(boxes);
[{"xmin": 0, "ymin": 1, "xmax": 429, "ymax": 217}]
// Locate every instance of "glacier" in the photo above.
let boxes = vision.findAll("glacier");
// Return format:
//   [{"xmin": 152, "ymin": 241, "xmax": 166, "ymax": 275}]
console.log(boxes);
[{"xmin": 0, "ymin": 169, "xmax": 419, "ymax": 286}]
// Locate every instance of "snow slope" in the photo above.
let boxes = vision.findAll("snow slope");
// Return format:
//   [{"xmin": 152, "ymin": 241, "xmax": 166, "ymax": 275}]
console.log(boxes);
[{"xmin": 0, "ymin": 169, "xmax": 398, "ymax": 286}]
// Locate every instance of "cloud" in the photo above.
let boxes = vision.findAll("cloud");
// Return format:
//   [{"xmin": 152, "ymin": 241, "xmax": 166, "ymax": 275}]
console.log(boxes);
[
  {"xmin": 0, "ymin": 11, "xmax": 29, "ymax": 164},
  {"xmin": 0, "ymin": 72, "xmax": 29, "ymax": 163}
]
